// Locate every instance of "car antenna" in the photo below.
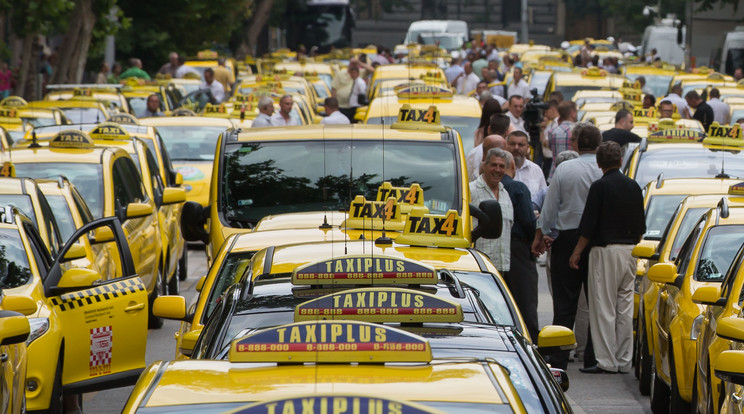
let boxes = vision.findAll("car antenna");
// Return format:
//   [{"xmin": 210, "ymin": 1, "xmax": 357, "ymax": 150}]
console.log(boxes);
[
  {"xmin": 319, "ymin": 128, "xmax": 332, "ymax": 230},
  {"xmin": 29, "ymin": 130, "xmax": 40, "ymax": 149},
  {"xmin": 376, "ymin": 116, "xmax": 392, "ymax": 246},
  {"xmin": 716, "ymin": 151, "xmax": 730, "ymax": 178}
]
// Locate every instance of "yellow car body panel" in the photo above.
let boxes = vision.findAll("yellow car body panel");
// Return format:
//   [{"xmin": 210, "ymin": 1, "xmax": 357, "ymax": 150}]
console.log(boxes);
[
  {"xmin": 45, "ymin": 89, "xmax": 129, "ymax": 113},
  {"xmin": 26, "ymin": 99, "xmax": 110, "ymax": 125},
  {"xmin": 543, "ymin": 69, "xmax": 627, "ymax": 101},
  {"xmin": 122, "ymin": 359, "xmax": 524, "ymax": 413},
  {"xmin": 654, "ymin": 207, "xmax": 744, "ymax": 402},
  {"xmin": 0, "ymin": 305, "xmax": 27, "ymax": 414},
  {"xmin": 368, "ymin": 64, "xmax": 446, "ymax": 100}
]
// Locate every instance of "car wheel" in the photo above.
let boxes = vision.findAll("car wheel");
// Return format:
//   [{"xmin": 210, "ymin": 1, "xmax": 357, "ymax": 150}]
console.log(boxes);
[
  {"xmin": 638, "ymin": 316, "xmax": 652, "ymax": 395},
  {"xmin": 650, "ymin": 353, "xmax": 670, "ymax": 414},
  {"xmin": 178, "ymin": 247, "xmax": 188, "ymax": 281},
  {"xmin": 47, "ymin": 357, "xmax": 63, "ymax": 414},
  {"xmin": 148, "ymin": 269, "xmax": 164, "ymax": 329},
  {"xmin": 669, "ymin": 347, "xmax": 691, "ymax": 413}
]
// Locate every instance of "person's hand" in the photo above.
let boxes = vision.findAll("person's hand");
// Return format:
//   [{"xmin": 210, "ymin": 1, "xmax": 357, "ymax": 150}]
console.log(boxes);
[
  {"xmin": 569, "ymin": 251, "xmax": 581, "ymax": 270},
  {"xmin": 532, "ymin": 237, "xmax": 546, "ymax": 255},
  {"xmin": 542, "ymin": 234, "xmax": 554, "ymax": 249}
]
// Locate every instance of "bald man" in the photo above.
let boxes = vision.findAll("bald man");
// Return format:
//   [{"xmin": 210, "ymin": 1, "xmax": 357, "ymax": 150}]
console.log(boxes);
[{"xmin": 468, "ymin": 134, "xmax": 506, "ymax": 181}]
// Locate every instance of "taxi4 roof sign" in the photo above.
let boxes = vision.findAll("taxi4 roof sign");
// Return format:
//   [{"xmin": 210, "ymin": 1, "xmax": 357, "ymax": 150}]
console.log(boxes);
[
  {"xmin": 89, "ymin": 122, "xmax": 130, "ymax": 141},
  {"xmin": 396, "ymin": 84, "xmax": 452, "ymax": 99},
  {"xmin": 292, "ymin": 255, "xmax": 438, "ymax": 285},
  {"xmin": 344, "ymin": 195, "xmax": 405, "ymax": 231},
  {"xmin": 633, "ymin": 106, "xmax": 657, "ymax": 119},
  {"xmin": 228, "ymin": 320, "xmax": 433, "ymax": 363},
  {"xmin": 703, "ymin": 122, "xmax": 744, "ymax": 147},
  {"xmin": 50, "ymin": 130, "xmax": 95, "ymax": 149},
  {"xmin": 647, "ymin": 119, "xmax": 706, "ymax": 142},
  {"xmin": 232, "ymin": 395, "xmax": 443, "ymax": 414},
  {"xmin": 106, "ymin": 113, "xmax": 139, "ymax": 125},
  {"xmin": 294, "ymin": 287, "xmax": 464, "ymax": 323},
  {"xmin": 0, "ymin": 107, "xmax": 18, "ymax": 118},
  {"xmin": 391, "ymin": 104, "xmax": 446, "ymax": 133},
  {"xmin": 376, "ymin": 182, "xmax": 427, "ymax": 215},
  {"xmin": 396, "ymin": 210, "xmax": 469, "ymax": 248}
]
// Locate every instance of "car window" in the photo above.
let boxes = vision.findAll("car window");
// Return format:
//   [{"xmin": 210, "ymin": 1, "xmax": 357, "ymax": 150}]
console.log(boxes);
[
  {"xmin": 36, "ymin": 188, "xmax": 61, "ymax": 256},
  {"xmin": 45, "ymin": 194, "xmax": 76, "ymax": 242},
  {"xmin": 676, "ymin": 219, "xmax": 705, "ymax": 275},
  {"xmin": 202, "ymin": 252, "xmax": 254, "ymax": 324},
  {"xmin": 694, "ymin": 225, "xmax": 744, "ymax": 282},
  {"xmin": 0, "ymin": 228, "xmax": 32, "ymax": 288},
  {"xmin": 644, "ymin": 195, "xmax": 687, "ymax": 240},
  {"xmin": 156, "ymin": 126, "xmax": 227, "ymax": 162},
  {"xmin": 13, "ymin": 163, "xmax": 104, "ymax": 219},
  {"xmin": 669, "ymin": 208, "xmax": 709, "ymax": 261},
  {"xmin": 722, "ymin": 246, "xmax": 744, "ymax": 299},
  {"xmin": 144, "ymin": 148, "xmax": 164, "ymax": 203},
  {"xmin": 0, "ymin": 194, "xmax": 37, "ymax": 227}
]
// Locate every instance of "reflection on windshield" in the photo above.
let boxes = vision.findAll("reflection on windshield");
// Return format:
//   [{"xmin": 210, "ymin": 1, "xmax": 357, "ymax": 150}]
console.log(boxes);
[
  {"xmin": 221, "ymin": 140, "xmax": 458, "ymax": 225},
  {"xmin": 554, "ymin": 85, "xmax": 604, "ymax": 102},
  {"xmin": 60, "ymin": 108, "xmax": 105, "ymax": 124},
  {"xmin": 0, "ymin": 229, "xmax": 32, "ymax": 289},
  {"xmin": 695, "ymin": 225, "xmax": 744, "ymax": 282},
  {"xmin": 645, "ymin": 195, "xmax": 686, "ymax": 240},
  {"xmin": 635, "ymin": 148, "xmax": 744, "ymax": 187},
  {"xmin": 625, "ymin": 74, "xmax": 672, "ymax": 98},
  {"xmin": 46, "ymin": 195, "xmax": 76, "ymax": 241},
  {"xmin": 670, "ymin": 208, "xmax": 708, "ymax": 261},
  {"xmin": 156, "ymin": 126, "xmax": 227, "ymax": 161},
  {"xmin": 14, "ymin": 163, "xmax": 104, "ymax": 218},
  {"xmin": 367, "ymin": 115, "xmax": 477, "ymax": 153}
]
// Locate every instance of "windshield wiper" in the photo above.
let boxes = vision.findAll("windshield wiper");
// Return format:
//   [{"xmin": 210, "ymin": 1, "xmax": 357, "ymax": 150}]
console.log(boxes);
[{"xmin": 225, "ymin": 213, "xmax": 256, "ymax": 229}]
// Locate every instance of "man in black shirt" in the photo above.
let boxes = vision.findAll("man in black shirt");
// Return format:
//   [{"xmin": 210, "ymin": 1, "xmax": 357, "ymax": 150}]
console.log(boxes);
[
  {"xmin": 602, "ymin": 109, "xmax": 641, "ymax": 146},
  {"xmin": 685, "ymin": 90, "xmax": 715, "ymax": 132},
  {"xmin": 500, "ymin": 139, "xmax": 539, "ymax": 340},
  {"xmin": 569, "ymin": 141, "xmax": 645, "ymax": 374}
]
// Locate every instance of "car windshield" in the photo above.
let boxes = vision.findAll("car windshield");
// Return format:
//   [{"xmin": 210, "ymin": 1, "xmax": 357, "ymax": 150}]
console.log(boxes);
[
  {"xmin": 367, "ymin": 115, "xmax": 477, "ymax": 153},
  {"xmin": 0, "ymin": 229, "xmax": 32, "ymax": 289},
  {"xmin": 635, "ymin": 148, "xmax": 744, "ymax": 187},
  {"xmin": 455, "ymin": 271, "xmax": 515, "ymax": 326},
  {"xmin": 695, "ymin": 225, "xmax": 744, "ymax": 282},
  {"xmin": 625, "ymin": 74, "xmax": 673, "ymax": 98},
  {"xmin": 155, "ymin": 125, "xmax": 228, "ymax": 161},
  {"xmin": 553, "ymin": 84, "xmax": 605, "ymax": 102},
  {"xmin": 59, "ymin": 107, "xmax": 105, "ymax": 124},
  {"xmin": 22, "ymin": 116, "xmax": 57, "ymax": 128},
  {"xmin": 644, "ymin": 194, "xmax": 687, "ymax": 240},
  {"xmin": 14, "ymin": 163, "xmax": 104, "ymax": 218},
  {"xmin": 669, "ymin": 207, "xmax": 709, "ymax": 261},
  {"xmin": 221, "ymin": 140, "xmax": 458, "ymax": 225},
  {"xmin": 529, "ymin": 72, "xmax": 552, "ymax": 97},
  {"xmin": 419, "ymin": 34, "xmax": 464, "ymax": 50},
  {"xmin": 0, "ymin": 194, "xmax": 36, "ymax": 227},
  {"xmin": 45, "ymin": 195, "xmax": 76, "ymax": 242}
]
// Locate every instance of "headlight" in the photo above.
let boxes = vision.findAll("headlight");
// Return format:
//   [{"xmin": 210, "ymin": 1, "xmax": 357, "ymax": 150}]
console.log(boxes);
[
  {"xmin": 690, "ymin": 314, "xmax": 704, "ymax": 340},
  {"xmin": 634, "ymin": 275, "xmax": 643, "ymax": 294},
  {"xmin": 26, "ymin": 318, "xmax": 49, "ymax": 345}
]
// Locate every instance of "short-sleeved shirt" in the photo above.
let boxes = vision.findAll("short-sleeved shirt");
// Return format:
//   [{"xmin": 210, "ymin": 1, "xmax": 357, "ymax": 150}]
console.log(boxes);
[
  {"xmin": 320, "ymin": 110, "xmax": 350, "ymax": 125},
  {"xmin": 349, "ymin": 77, "xmax": 367, "ymax": 108},
  {"xmin": 540, "ymin": 153, "xmax": 602, "ymax": 234},
  {"xmin": 470, "ymin": 176, "xmax": 514, "ymax": 272},
  {"xmin": 252, "ymin": 112, "xmax": 273, "ymax": 127},
  {"xmin": 200, "ymin": 80, "xmax": 225, "ymax": 103},
  {"xmin": 331, "ymin": 71, "xmax": 354, "ymax": 108},
  {"xmin": 213, "ymin": 66, "xmax": 235, "ymax": 91},
  {"xmin": 514, "ymin": 159, "xmax": 547, "ymax": 198},
  {"xmin": 708, "ymin": 98, "xmax": 731, "ymax": 125},
  {"xmin": 507, "ymin": 79, "xmax": 531, "ymax": 99},
  {"xmin": 270, "ymin": 112, "xmax": 300, "ymax": 126}
]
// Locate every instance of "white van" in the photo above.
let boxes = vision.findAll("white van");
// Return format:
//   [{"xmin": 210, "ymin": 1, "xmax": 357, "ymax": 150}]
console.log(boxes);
[
  {"xmin": 404, "ymin": 20, "xmax": 469, "ymax": 51},
  {"xmin": 641, "ymin": 19, "xmax": 685, "ymax": 65},
  {"xmin": 720, "ymin": 27, "xmax": 744, "ymax": 75}
]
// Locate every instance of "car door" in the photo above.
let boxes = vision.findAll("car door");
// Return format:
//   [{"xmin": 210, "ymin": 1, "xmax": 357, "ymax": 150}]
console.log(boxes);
[{"xmin": 41, "ymin": 216, "xmax": 148, "ymax": 390}]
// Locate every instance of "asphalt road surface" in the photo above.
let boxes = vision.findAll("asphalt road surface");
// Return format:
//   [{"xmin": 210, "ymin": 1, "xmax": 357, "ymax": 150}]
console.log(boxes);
[{"xmin": 84, "ymin": 248, "xmax": 653, "ymax": 413}]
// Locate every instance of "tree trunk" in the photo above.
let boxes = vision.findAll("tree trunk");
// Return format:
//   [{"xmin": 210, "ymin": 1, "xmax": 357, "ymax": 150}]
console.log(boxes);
[
  {"xmin": 16, "ymin": 33, "xmax": 33, "ymax": 99},
  {"xmin": 246, "ymin": 0, "xmax": 274, "ymax": 56},
  {"xmin": 52, "ymin": 0, "xmax": 96, "ymax": 84}
]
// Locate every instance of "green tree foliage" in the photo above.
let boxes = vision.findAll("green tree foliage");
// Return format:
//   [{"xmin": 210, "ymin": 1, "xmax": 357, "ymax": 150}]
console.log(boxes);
[{"xmin": 114, "ymin": 0, "xmax": 251, "ymax": 73}]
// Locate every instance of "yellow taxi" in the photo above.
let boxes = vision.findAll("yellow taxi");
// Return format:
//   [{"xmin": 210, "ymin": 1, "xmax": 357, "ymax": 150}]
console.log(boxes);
[
  {"xmin": 623, "ymin": 122, "xmax": 744, "ymax": 187},
  {"xmin": 273, "ymin": 61, "xmax": 335, "ymax": 89},
  {"xmin": 160, "ymin": 196, "xmax": 506, "ymax": 358},
  {"xmin": 139, "ymin": 116, "xmax": 235, "ymax": 207},
  {"xmin": 0, "ymin": 177, "xmax": 63, "ymax": 256},
  {"xmin": 543, "ymin": 66, "xmax": 627, "ymax": 102},
  {"xmin": 623, "ymin": 65, "xmax": 677, "ymax": 98},
  {"xmin": 713, "ymin": 347, "xmax": 744, "ymax": 414},
  {"xmin": 362, "ymin": 84, "xmax": 481, "ymax": 153},
  {"xmin": 692, "ymin": 238, "xmax": 744, "ymax": 414},
  {"xmin": 573, "ymin": 90, "xmax": 623, "ymax": 108},
  {"xmin": 181, "ymin": 105, "xmax": 481, "ymax": 265},
  {"xmin": 26, "ymin": 99, "xmax": 110, "ymax": 125},
  {"xmin": 0, "ymin": 105, "xmax": 70, "ymax": 130},
  {"xmin": 44, "ymin": 85, "xmax": 129, "ymax": 113},
  {"xmin": 0, "ymin": 286, "xmax": 33, "ymax": 414},
  {"xmin": 0, "ymin": 199, "xmax": 149, "ymax": 412},
  {"xmin": 680, "ymin": 72, "xmax": 736, "ymax": 98},
  {"xmin": 9, "ymin": 130, "xmax": 166, "ymax": 329},
  {"xmin": 367, "ymin": 63, "xmax": 446, "ymax": 101},
  {"xmin": 183, "ymin": 50, "xmax": 236, "ymax": 79},
  {"xmin": 645, "ymin": 203, "xmax": 744, "ymax": 412},
  {"xmin": 123, "ymin": 319, "xmax": 571, "ymax": 413}
]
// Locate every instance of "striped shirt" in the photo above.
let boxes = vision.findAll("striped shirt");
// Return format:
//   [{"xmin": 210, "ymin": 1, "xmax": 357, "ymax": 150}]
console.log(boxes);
[{"xmin": 470, "ymin": 176, "xmax": 514, "ymax": 272}]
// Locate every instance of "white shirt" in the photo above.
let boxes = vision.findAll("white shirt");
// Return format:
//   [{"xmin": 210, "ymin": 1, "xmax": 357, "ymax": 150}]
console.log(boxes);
[
  {"xmin": 470, "ymin": 176, "xmax": 514, "ymax": 272},
  {"xmin": 200, "ymin": 80, "xmax": 225, "ymax": 103},
  {"xmin": 507, "ymin": 111, "xmax": 526, "ymax": 133},
  {"xmin": 444, "ymin": 64, "xmax": 464, "ymax": 85},
  {"xmin": 507, "ymin": 79, "xmax": 531, "ymax": 99},
  {"xmin": 270, "ymin": 112, "xmax": 300, "ymax": 126},
  {"xmin": 320, "ymin": 110, "xmax": 350, "ymax": 125},
  {"xmin": 252, "ymin": 112, "xmax": 273, "ymax": 127},
  {"xmin": 707, "ymin": 97, "xmax": 731, "ymax": 124},
  {"xmin": 175, "ymin": 65, "xmax": 201, "ymax": 79},
  {"xmin": 349, "ymin": 77, "xmax": 367, "ymax": 108},
  {"xmin": 660, "ymin": 93, "xmax": 688, "ymax": 118},
  {"xmin": 456, "ymin": 72, "xmax": 480, "ymax": 95},
  {"xmin": 489, "ymin": 92, "xmax": 507, "ymax": 106},
  {"xmin": 540, "ymin": 154, "xmax": 602, "ymax": 234},
  {"xmin": 466, "ymin": 144, "xmax": 484, "ymax": 182},
  {"xmin": 514, "ymin": 158, "xmax": 547, "ymax": 197}
]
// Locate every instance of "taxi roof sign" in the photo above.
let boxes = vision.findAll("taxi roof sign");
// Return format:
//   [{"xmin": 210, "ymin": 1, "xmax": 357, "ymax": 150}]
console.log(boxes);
[
  {"xmin": 106, "ymin": 113, "xmax": 139, "ymax": 125},
  {"xmin": 376, "ymin": 182, "xmax": 427, "ymax": 215},
  {"xmin": 647, "ymin": 119, "xmax": 706, "ymax": 142},
  {"xmin": 396, "ymin": 84, "xmax": 452, "ymax": 99},
  {"xmin": 344, "ymin": 195, "xmax": 405, "ymax": 231},
  {"xmin": 703, "ymin": 122, "xmax": 744, "ymax": 147},
  {"xmin": 728, "ymin": 181, "xmax": 744, "ymax": 195},
  {"xmin": 391, "ymin": 104, "xmax": 445, "ymax": 132},
  {"xmin": 49, "ymin": 130, "xmax": 95, "ymax": 149},
  {"xmin": 232, "ymin": 395, "xmax": 443, "ymax": 414},
  {"xmin": 294, "ymin": 287, "xmax": 464, "ymax": 323},
  {"xmin": 0, "ymin": 107, "xmax": 18, "ymax": 118},
  {"xmin": 0, "ymin": 96, "xmax": 27, "ymax": 107},
  {"xmin": 228, "ymin": 320, "xmax": 432, "ymax": 363},
  {"xmin": 396, "ymin": 210, "xmax": 469, "ymax": 248},
  {"xmin": 633, "ymin": 106, "xmax": 657, "ymax": 119},
  {"xmin": 292, "ymin": 255, "xmax": 439, "ymax": 285},
  {"xmin": 89, "ymin": 122, "xmax": 130, "ymax": 141}
]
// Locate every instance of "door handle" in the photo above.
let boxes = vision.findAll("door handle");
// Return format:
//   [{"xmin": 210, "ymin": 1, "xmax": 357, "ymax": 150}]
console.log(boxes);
[
  {"xmin": 660, "ymin": 291, "xmax": 669, "ymax": 301},
  {"xmin": 733, "ymin": 392, "xmax": 742, "ymax": 403},
  {"xmin": 0, "ymin": 353, "xmax": 7, "ymax": 363},
  {"xmin": 125, "ymin": 303, "xmax": 146, "ymax": 312}
]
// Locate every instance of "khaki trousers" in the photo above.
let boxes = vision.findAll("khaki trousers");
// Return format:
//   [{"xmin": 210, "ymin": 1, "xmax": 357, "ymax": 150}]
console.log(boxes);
[{"xmin": 588, "ymin": 244, "xmax": 635, "ymax": 373}]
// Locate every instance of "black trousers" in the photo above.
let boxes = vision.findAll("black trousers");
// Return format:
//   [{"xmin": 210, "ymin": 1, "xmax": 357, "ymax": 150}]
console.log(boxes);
[
  {"xmin": 504, "ymin": 237, "xmax": 539, "ymax": 341},
  {"xmin": 549, "ymin": 229, "xmax": 595, "ymax": 369}
]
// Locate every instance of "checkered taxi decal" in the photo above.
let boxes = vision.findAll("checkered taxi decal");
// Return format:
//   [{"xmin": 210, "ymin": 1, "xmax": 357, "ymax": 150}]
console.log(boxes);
[{"xmin": 49, "ymin": 278, "xmax": 146, "ymax": 312}]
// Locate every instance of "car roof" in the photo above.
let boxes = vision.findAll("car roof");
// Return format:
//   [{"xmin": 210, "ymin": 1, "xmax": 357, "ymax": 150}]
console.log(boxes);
[{"xmin": 232, "ymin": 124, "xmax": 453, "ymax": 142}]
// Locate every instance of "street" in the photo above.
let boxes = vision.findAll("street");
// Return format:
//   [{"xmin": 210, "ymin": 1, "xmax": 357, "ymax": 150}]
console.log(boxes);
[{"xmin": 83, "ymin": 247, "xmax": 652, "ymax": 413}]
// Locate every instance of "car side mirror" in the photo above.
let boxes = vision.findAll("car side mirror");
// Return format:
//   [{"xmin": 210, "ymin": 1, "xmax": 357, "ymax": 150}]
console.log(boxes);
[
  {"xmin": 632, "ymin": 240, "xmax": 659, "ymax": 261},
  {"xmin": 57, "ymin": 268, "xmax": 101, "ymax": 290},
  {"xmin": 470, "ymin": 200, "xmax": 502, "ymax": 242},
  {"xmin": 537, "ymin": 325, "xmax": 576, "ymax": 354},
  {"xmin": 174, "ymin": 172, "xmax": 183, "ymax": 186},
  {"xmin": 0, "ymin": 311, "xmax": 30, "ymax": 346},
  {"xmin": 153, "ymin": 295, "xmax": 191, "ymax": 322},
  {"xmin": 181, "ymin": 201, "xmax": 209, "ymax": 243},
  {"xmin": 125, "ymin": 202, "xmax": 154, "ymax": 219},
  {"xmin": 716, "ymin": 317, "xmax": 744, "ymax": 343},
  {"xmin": 196, "ymin": 275, "xmax": 207, "ymax": 292},
  {"xmin": 691, "ymin": 285, "xmax": 724, "ymax": 306},
  {"xmin": 161, "ymin": 187, "xmax": 186, "ymax": 205},
  {"xmin": 2, "ymin": 294, "xmax": 37, "ymax": 316},
  {"xmin": 89, "ymin": 227, "xmax": 114, "ymax": 244},
  {"xmin": 715, "ymin": 351, "xmax": 744, "ymax": 386},
  {"xmin": 61, "ymin": 242, "xmax": 87, "ymax": 262},
  {"xmin": 647, "ymin": 262, "xmax": 682, "ymax": 287}
]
